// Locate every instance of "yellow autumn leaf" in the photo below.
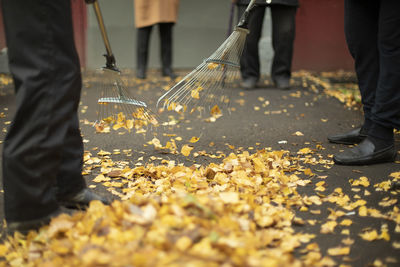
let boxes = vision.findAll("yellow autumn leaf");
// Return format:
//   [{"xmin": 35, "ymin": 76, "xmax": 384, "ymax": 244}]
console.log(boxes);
[
  {"xmin": 176, "ymin": 236, "xmax": 192, "ymax": 251},
  {"xmin": 151, "ymin": 137, "xmax": 162, "ymax": 149},
  {"xmin": 0, "ymin": 244, "xmax": 8, "ymax": 256},
  {"xmin": 189, "ymin": 136, "xmax": 200, "ymax": 143},
  {"xmin": 393, "ymin": 242, "xmax": 400, "ymax": 249},
  {"xmin": 113, "ymin": 123, "xmax": 123, "ymax": 131},
  {"xmin": 304, "ymin": 168, "xmax": 314, "ymax": 176},
  {"xmin": 321, "ymin": 220, "xmax": 337, "ymax": 234},
  {"xmin": 126, "ymin": 119, "xmax": 134, "ymax": 130},
  {"xmin": 93, "ymin": 174, "xmax": 109, "ymax": 183},
  {"xmin": 210, "ymin": 105, "xmax": 221, "ymax": 116},
  {"xmin": 252, "ymin": 157, "xmax": 266, "ymax": 173},
  {"xmin": 219, "ymin": 192, "xmax": 239, "ymax": 204},
  {"xmin": 389, "ymin": 171, "xmax": 400, "ymax": 179},
  {"xmin": 350, "ymin": 176, "xmax": 370, "ymax": 187},
  {"xmin": 298, "ymin": 147, "xmax": 312, "ymax": 155},
  {"xmin": 293, "ymin": 131, "xmax": 304, "ymax": 136},
  {"xmin": 359, "ymin": 206, "xmax": 368, "ymax": 216},
  {"xmin": 207, "ymin": 63, "xmax": 219, "ymax": 70},
  {"xmin": 341, "ymin": 229, "xmax": 350, "ymax": 235},
  {"xmin": 47, "ymin": 215, "xmax": 75, "ymax": 238},
  {"xmin": 359, "ymin": 230, "xmax": 379, "ymax": 241},
  {"xmin": 191, "ymin": 89, "xmax": 200, "ymax": 99},
  {"xmin": 374, "ymin": 180, "xmax": 391, "ymax": 191},
  {"xmin": 327, "ymin": 246, "xmax": 350, "ymax": 256},
  {"xmin": 339, "ymin": 219, "xmax": 353, "ymax": 226},
  {"xmin": 181, "ymin": 144, "xmax": 194, "ymax": 156}
]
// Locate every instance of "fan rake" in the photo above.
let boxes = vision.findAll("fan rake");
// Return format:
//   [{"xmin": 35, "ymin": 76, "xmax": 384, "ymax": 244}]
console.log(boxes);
[
  {"xmin": 156, "ymin": 0, "xmax": 257, "ymax": 114},
  {"xmin": 88, "ymin": 0, "xmax": 159, "ymax": 133},
  {"xmin": 95, "ymin": 69, "xmax": 159, "ymax": 133}
]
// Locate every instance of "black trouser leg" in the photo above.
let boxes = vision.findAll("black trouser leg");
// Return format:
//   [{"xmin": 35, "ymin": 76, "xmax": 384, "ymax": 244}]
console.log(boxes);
[
  {"xmin": 2, "ymin": 0, "xmax": 85, "ymax": 222},
  {"xmin": 270, "ymin": 5, "xmax": 297, "ymax": 82},
  {"xmin": 344, "ymin": 0, "xmax": 379, "ymax": 130},
  {"xmin": 55, "ymin": 114, "xmax": 86, "ymax": 199},
  {"xmin": 237, "ymin": 5, "xmax": 266, "ymax": 81},
  {"xmin": 136, "ymin": 26, "xmax": 152, "ymax": 79},
  {"xmin": 345, "ymin": 0, "xmax": 400, "ymax": 140},
  {"xmin": 373, "ymin": 1, "xmax": 400, "ymax": 132},
  {"xmin": 159, "ymin": 23, "xmax": 176, "ymax": 78}
]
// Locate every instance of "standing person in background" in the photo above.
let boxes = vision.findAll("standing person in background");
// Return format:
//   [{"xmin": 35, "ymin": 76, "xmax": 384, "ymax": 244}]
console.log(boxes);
[
  {"xmin": 328, "ymin": 0, "xmax": 399, "ymax": 165},
  {"xmin": 235, "ymin": 0, "xmax": 298, "ymax": 90},
  {"xmin": 2, "ymin": 0, "xmax": 109, "ymax": 235},
  {"xmin": 134, "ymin": 0, "xmax": 180, "ymax": 79}
]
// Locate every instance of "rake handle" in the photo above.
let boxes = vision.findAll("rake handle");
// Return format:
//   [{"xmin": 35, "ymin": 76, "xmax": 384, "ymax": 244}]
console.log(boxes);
[
  {"xmin": 237, "ymin": 0, "xmax": 257, "ymax": 29},
  {"xmin": 87, "ymin": 0, "xmax": 118, "ymax": 71}
]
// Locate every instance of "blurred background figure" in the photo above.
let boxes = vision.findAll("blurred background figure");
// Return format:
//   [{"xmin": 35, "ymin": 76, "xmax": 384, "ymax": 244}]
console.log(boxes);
[
  {"xmin": 235, "ymin": 0, "xmax": 298, "ymax": 90},
  {"xmin": 134, "ymin": 0, "xmax": 180, "ymax": 79}
]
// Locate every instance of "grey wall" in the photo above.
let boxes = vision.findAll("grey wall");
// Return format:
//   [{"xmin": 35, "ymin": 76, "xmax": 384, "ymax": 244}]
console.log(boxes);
[{"xmin": 87, "ymin": 0, "xmax": 273, "ymax": 71}]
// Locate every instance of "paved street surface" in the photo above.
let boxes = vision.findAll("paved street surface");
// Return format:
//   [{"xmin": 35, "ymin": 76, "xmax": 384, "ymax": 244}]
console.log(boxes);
[{"xmin": 0, "ymin": 70, "xmax": 399, "ymax": 266}]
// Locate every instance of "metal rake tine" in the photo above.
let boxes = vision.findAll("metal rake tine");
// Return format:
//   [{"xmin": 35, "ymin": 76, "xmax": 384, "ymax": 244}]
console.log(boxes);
[
  {"xmin": 173, "ymin": 65, "xmax": 217, "ymax": 110},
  {"xmin": 171, "ymin": 68, "xmax": 207, "ymax": 108},
  {"xmin": 156, "ymin": 70, "xmax": 192, "ymax": 109},
  {"xmin": 156, "ymin": 25, "xmax": 249, "ymax": 113},
  {"xmin": 157, "ymin": 66, "xmax": 202, "ymax": 109}
]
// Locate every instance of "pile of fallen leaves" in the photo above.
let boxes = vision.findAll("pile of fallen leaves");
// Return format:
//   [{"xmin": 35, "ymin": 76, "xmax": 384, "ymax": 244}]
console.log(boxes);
[
  {"xmin": 0, "ymin": 150, "xmax": 324, "ymax": 266},
  {"xmin": 1, "ymin": 148, "xmax": 399, "ymax": 266}
]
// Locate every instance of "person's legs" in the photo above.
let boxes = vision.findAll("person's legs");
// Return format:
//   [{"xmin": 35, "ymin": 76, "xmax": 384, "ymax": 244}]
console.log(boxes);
[
  {"xmin": 2, "ymin": 0, "xmax": 107, "ymax": 232},
  {"xmin": 333, "ymin": 0, "xmax": 398, "ymax": 165},
  {"xmin": 369, "ymin": 0, "xmax": 400, "ymax": 139},
  {"xmin": 136, "ymin": 25, "xmax": 153, "ymax": 79},
  {"xmin": 270, "ymin": 4, "xmax": 297, "ymax": 89},
  {"xmin": 2, "ymin": 0, "xmax": 83, "ymax": 224},
  {"xmin": 237, "ymin": 5, "xmax": 265, "ymax": 88},
  {"xmin": 159, "ymin": 22, "xmax": 177, "ymax": 79},
  {"xmin": 344, "ymin": 0, "xmax": 379, "ymax": 131},
  {"xmin": 56, "ymin": 114, "xmax": 109, "ymax": 209},
  {"xmin": 55, "ymin": 114, "xmax": 86, "ymax": 198},
  {"xmin": 328, "ymin": 0, "xmax": 379, "ymax": 145}
]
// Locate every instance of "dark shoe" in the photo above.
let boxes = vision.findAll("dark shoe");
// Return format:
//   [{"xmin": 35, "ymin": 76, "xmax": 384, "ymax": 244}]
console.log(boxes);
[
  {"xmin": 274, "ymin": 77, "xmax": 290, "ymax": 90},
  {"xmin": 58, "ymin": 188, "xmax": 110, "ymax": 209},
  {"xmin": 333, "ymin": 138, "xmax": 396, "ymax": 165},
  {"xmin": 7, "ymin": 207, "xmax": 75, "ymax": 236},
  {"xmin": 162, "ymin": 68, "xmax": 177, "ymax": 79},
  {"xmin": 328, "ymin": 127, "xmax": 367, "ymax": 145},
  {"xmin": 136, "ymin": 68, "xmax": 146, "ymax": 79},
  {"xmin": 241, "ymin": 77, "xmax": 257, "ymax": 90}
]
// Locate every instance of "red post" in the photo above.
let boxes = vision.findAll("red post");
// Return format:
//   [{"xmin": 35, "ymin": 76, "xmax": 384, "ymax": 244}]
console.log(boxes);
[{"xmin": 71, "ymin": 0, "xmax": 87, "ymax": 68}]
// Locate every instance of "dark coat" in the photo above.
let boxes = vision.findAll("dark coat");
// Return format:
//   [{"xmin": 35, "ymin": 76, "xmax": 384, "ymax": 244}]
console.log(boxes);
[{"xmin": 236, "ymin": 0, "xmax": 299, "ymax": 7}]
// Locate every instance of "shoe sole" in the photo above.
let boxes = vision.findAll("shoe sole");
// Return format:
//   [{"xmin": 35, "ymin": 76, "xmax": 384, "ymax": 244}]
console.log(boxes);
[{"xmin": 334, "ymin": 150, "xmax": 396, "ymax": 166}]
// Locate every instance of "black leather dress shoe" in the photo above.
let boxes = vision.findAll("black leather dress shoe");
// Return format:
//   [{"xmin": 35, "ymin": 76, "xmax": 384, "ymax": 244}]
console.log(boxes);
[
  {"xmin": 328, "ymin": 127, "xmax": 367, "ymax": 145},
  {"xmin": 7, "ymin": 207, "xmax": 75, "ymax": 236},
  {"xmin": 333, "ymin": 138, "xmax": 396, "ymax": 165},
  {"xmin": 58, "ymin": 188, "xmax": 110, "ymax": 209}
]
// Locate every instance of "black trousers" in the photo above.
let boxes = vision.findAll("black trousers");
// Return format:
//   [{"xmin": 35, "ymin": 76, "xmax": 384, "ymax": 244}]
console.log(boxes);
[
  {"xmin": 237, "ymin": 5, "xmax": 297, "ymax": 81},
  {"xmin": 137, "ymin": 23, "xmax": 174, "ymax": 70},
  {"xmin": 2, "ymin": 0, "xmax": 86, "ymax": 222},
  {"xmin": 345, "ymin": 0, "xmax": 400, "ymax": 135}
]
